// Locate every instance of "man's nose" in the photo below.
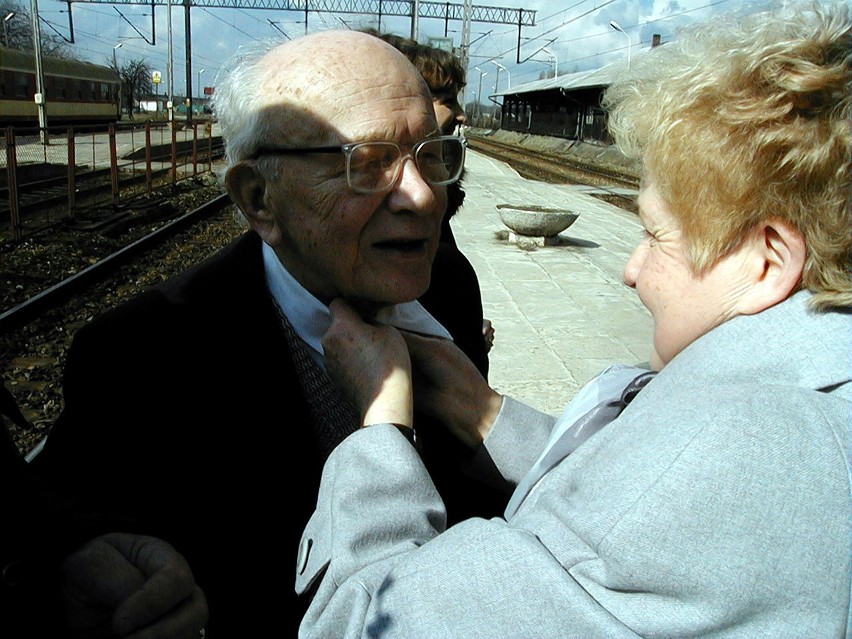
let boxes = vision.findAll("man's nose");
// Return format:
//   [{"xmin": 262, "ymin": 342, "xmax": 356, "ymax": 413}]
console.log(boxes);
[{"xmin": 389, "ymin": 158, "xmax": 439, "ymax": 212}]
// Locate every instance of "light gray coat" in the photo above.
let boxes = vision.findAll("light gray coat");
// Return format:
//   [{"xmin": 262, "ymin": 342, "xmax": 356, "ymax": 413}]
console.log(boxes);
[{"xmin": 296, "ymin": 292, "xmax": 852, "ymax": 638}]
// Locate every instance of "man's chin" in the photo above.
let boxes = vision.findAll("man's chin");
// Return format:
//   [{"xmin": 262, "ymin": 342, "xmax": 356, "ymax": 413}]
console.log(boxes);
[{"xmin": 344, "ymin": 282, "xmax": 431, "ymax": 315}]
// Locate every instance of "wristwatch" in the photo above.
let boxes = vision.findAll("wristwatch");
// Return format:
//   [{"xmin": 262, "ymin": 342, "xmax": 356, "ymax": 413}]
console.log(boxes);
[{"xmin": 390, "ymin": 423, "xmax": 421, "ymax": 452}]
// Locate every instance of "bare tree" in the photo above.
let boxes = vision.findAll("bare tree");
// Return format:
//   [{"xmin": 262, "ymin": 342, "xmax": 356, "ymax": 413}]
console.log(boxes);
[
  {"xmin": 111, "ymin": 58, "xmax": 153, "ymax": 119},
  {"xmin": 1, "ymin": 0, "xmax": 71, "ymax": 56}
]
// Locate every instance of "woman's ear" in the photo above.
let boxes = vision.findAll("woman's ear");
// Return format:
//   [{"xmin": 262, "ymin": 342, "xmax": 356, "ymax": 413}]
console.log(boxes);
[
  {"xmin": 225, "ymin": 162, "xmax": 281, "ymax": 246},
  {"xmin": 736, "ymin": 219, "xmax": 806, "ymax": 315}
]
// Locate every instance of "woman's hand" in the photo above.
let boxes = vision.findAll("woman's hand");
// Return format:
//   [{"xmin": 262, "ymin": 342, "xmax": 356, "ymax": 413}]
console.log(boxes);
[
  {"xmin": 403, "ymin": 332, "xmax": 503, "ymax": 448},
  {"xmin": 323, "ymin": 298, "xmax": 414, "ymax": 427}
]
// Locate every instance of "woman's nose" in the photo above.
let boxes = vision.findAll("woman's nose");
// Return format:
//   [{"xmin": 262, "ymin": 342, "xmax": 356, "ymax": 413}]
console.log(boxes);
[{"xmin": 622, "ymin": 246, "xmax": 643, "ymax": 287}]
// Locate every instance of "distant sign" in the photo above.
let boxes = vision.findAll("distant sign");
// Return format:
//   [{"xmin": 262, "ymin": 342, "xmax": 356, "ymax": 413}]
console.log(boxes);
[
  {"xmin": 203, "ymin": 86, "xmax": 214, "ymax": 96},
  {"xmin": 427, "ymin": 37, "xmax": 453, "ymax": 52},
  {"xmin": 152, "ymin": 71, "xmax": 162, "ymax": 84}
]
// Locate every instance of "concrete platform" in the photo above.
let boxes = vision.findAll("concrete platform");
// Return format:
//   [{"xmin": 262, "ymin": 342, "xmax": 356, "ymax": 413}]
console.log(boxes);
[{"xmin": 450, "ymin": 149, "xmax": 653, "ymax": 415}]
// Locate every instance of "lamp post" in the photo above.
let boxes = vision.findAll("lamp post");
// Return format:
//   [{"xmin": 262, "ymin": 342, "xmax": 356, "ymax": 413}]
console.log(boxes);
[
  {"xmin": 490, "ymin": 61, "xmax": 509, "ymax": 125},
  {"xmin": 541, "ymin": 47, "xmax": 558, "ymax": 78},
  {"xmin": 167, "ymin": 0, "xmax": 174, "ymax": 124},
  {"xmin": 410, "ymin": 0, "xmax": 419, "ymax": 41},
  {"xmin": 491, "ymin": 60, "xmax": 510, "ymax": 91},
  {"xmin": 30, "ymin": 0, "xmax": 48, "ymax": 143},
  {"xmin": 197, "ymin": 68, "xmax": 204, "ymax": 99},
  {"xmin": 3, "ymin": 11, "xmax": 15, "ymax": 47},
  {"xmin": 474, "ymin": 66, "xmax": 487, "ymax": 126},
  {"xmin": 609, "ymin": 20, "xmax": 632, "ymax": 68},
  {"xmin": 113, "ymin": 43, "xmax": 123, "ymax": 117}
]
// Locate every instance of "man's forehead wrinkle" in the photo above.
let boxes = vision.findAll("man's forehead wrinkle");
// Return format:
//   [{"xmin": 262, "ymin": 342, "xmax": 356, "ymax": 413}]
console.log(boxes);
[
  {"xmin": 250, "ymin": 60, "xmax": 337, "ymax": 145},
  {"xmin": 332, "ymin": 103, "xmax": 437, "ymax": 144},
  {"xmin": 258, "ymin": 65, "xmax": 420, "ymax": 109},
  {"xmin": 247, "ymin": 30, "xmax": 435, "ymax": 146},
  {"xmin": 273, "ymin": 86, "xmax": 432, "ymax": 144}
]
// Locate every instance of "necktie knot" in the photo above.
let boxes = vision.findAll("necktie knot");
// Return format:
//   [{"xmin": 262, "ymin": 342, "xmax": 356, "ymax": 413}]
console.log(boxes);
[{"xmin": 620, "ymin": 371, "xmax": 656, "ymax": 406}]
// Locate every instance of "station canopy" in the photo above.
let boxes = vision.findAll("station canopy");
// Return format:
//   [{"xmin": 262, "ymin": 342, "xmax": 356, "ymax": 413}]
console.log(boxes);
[{"xmin": 490, "ymin": 60, "xmax": 624, "ymax": 99}]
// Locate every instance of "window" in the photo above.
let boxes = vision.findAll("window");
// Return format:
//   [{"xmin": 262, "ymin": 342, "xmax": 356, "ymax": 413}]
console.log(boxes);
[{"xmin": 15, "ymin": 76, "xmax": 29, "ymax": 98}]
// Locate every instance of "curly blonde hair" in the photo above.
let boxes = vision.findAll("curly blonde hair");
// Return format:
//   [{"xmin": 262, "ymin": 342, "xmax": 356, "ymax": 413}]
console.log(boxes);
[{"xmin": 603, "ymin": 3, "xmax": 851, "ymax": 309}]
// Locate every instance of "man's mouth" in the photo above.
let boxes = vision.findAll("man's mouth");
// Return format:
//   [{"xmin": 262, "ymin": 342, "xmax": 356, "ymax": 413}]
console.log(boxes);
[{"xmin": 373, "ymin": 238, "xmax": 429, "ymax": 254}]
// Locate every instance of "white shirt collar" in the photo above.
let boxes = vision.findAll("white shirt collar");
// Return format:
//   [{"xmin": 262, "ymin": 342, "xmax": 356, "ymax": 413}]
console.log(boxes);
[{"xmin": 262, "ymin": 242, "xmax": 452, "ymax": 359}]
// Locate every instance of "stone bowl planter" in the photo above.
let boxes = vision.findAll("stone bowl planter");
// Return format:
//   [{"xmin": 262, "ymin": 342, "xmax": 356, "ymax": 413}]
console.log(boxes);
[{"xmin": 496, "ymin": 204, "xmax": 579, "ymax": 238}]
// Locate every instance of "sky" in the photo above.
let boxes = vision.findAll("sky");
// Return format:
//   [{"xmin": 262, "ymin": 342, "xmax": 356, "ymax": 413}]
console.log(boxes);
[{"xmin": 28, "ymin": 0, "xmax": 798, "ymax": 100}]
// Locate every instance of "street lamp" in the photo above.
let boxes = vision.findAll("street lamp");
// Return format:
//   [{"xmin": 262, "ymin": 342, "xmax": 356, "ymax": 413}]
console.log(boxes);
[
  {"xmin": 167, "ymin": 0, "xmax": 174, "ymax": 123},
  {"xmin": 609, "ymin": 20, "xmax": 632, "ymax": 68},
  {"xmin": 113, "ymin": 43, "xmax": 123, "ymax": 117},
  {"xmin": 3, "ymin": 11, "xmax": 15, "ymax": 47},
  {"xmin": 541, "ymin": 47, "xmax": 558, "ymax": 78},
  {"xmin": 474, "ymin": 66, "xmax": 487, "ymax": 125},
  {"xmin": 30, "ymin": 0, "xmax": 48, "ymax": 143},
  {"xmin": 197, "ymin": 68, "xmax": 204, "ymax": 99},
  {"xmin": 491, "ymin": 60, "xmax": 510, "ymax": 91}
]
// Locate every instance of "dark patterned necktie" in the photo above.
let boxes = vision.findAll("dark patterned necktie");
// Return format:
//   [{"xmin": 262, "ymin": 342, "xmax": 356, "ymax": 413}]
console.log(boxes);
[{"xmin": 272, "ymin": 299, "xmax": 360, "ymax": 461}]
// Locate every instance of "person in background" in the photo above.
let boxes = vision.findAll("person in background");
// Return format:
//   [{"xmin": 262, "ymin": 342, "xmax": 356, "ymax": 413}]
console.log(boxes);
[
  {"xmin": 296, "ymin": 5, "xmax": 851, "ymax": 636},
  {"xmin": 32, "ymin": 30, "xmax": 508, "ymax": 637},
  {"xmin": 1, "ymin": 382, "xmax": 207, "ymax": 638},
  {"xmin": 362, "ymin": 32, "xmax": 467, "ymax": 136}
]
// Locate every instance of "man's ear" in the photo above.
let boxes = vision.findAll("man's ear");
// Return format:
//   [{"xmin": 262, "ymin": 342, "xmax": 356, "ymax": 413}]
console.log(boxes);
[
  {"xmin": 736, "ymin": 219, "xmax": 806, "ymax": 316},
  {"xmin": 225, "ymin": 162, "xmax": 280, "ymax": 245}
]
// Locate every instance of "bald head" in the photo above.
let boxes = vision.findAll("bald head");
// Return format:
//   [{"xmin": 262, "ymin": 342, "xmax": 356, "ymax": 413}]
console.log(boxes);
[{"xmin": 216, "ymin": 30, "xmax": 437, "ymax": 164}]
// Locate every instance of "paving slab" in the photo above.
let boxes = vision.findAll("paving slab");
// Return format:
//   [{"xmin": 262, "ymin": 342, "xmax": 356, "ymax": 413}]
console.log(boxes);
[{"xmin": 449, "ymin": 149, "xmax": 653, "ymax": 415}]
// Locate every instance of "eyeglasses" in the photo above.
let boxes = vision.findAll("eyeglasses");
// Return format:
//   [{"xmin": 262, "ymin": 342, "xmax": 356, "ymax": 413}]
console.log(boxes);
[{"xmin": 251, "ymin": 135, "xmax": 467, "ymax": 194}]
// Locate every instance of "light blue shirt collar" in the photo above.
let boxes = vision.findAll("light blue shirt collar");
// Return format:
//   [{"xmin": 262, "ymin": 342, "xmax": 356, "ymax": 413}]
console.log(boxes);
[{"xmin": 262, "ymin": 242, "xmax": 452, "ymax": 359}]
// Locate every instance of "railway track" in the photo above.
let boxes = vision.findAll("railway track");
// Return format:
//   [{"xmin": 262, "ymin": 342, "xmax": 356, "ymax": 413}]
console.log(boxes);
[
  {"xmin": 466, "ymin": 133, "xmax": 639, "ymax": 212},
  {"xmin": 1, "ymin": 184, "xmax": 245, "ymax": 454},
  {"xmin": 0, "ymin": 192, "xmax": 233, "ymax": 334}
]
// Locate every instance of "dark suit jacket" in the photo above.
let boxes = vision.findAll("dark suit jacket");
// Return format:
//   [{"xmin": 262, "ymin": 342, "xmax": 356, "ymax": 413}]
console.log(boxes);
[
  {"xmin": 1, "ymin": 386, "xmax": 122, "ymax": 638},
  {"xmin": 33, "ymin": 231, "xmax": 504, "ymax": 637}
]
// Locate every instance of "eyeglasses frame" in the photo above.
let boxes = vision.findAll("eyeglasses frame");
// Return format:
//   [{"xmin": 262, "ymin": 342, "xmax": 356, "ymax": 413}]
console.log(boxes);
[{"xmin": 249, "ymin": 135, "xmax": 467, "ymax": 194}]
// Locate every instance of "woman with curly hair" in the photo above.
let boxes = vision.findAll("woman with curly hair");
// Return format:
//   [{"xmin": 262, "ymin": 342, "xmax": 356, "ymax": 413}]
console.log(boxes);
[{"xmin": 299, "ymin": 5, "xmax": 851, "ymax": 637}]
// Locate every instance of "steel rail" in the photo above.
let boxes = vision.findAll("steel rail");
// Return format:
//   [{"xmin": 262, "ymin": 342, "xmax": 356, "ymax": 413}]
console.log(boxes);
[
  {"xmin": 466, "ymin": 135, "xmax": 639, "ymax": 200},
  {"xmin": 0, "ymin": 192, "xmax": 231, "ymax": 334}
]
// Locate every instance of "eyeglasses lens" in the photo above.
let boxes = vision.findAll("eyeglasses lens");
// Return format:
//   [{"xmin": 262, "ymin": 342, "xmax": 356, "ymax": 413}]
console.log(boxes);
[
  {"xmin": 346, "ymin": 138, "xmax": 464, "ymax": 193},
  {"xmin": 347, "ymin": 143, "xmax": 399, "ymax": 193},
  {"xmin": 416, "ymin": 139, "xmax": 455, "ymax": 185}
]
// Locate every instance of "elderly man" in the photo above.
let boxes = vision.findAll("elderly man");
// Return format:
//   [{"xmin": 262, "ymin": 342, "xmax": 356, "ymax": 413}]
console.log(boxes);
[{"xmin": 32, "ymin": 30, "xmax": 505, "ymax": 637}]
